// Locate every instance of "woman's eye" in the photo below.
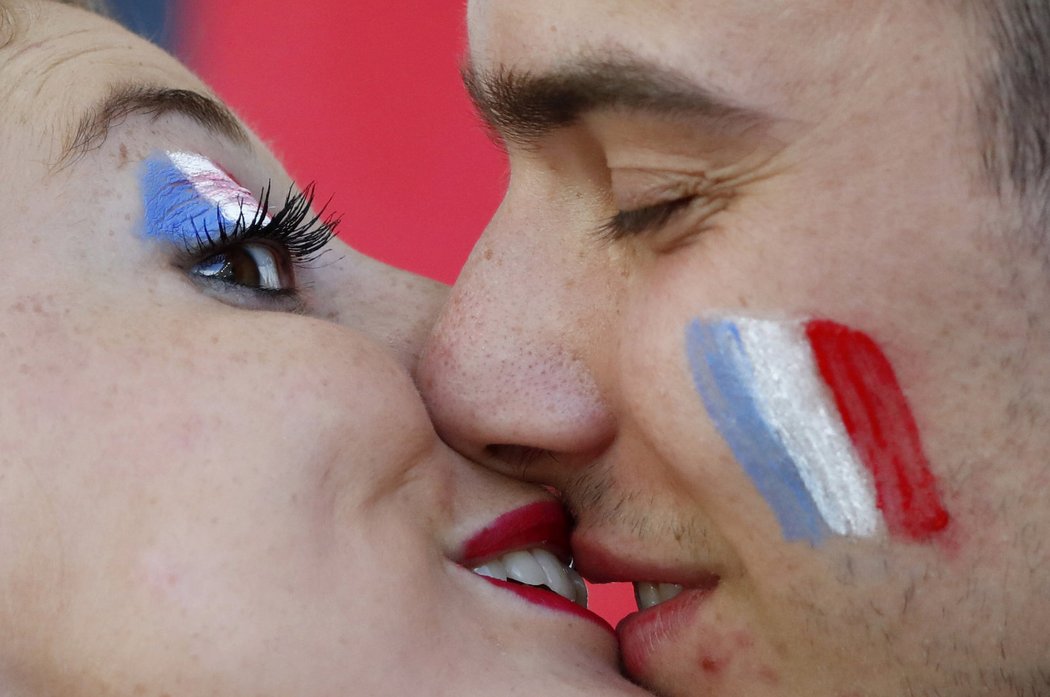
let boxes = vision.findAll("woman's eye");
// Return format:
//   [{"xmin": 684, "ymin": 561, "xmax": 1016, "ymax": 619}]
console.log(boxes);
[{"xmin": 190, "ymin": 242, "xmax": 293, "ymax": 292}]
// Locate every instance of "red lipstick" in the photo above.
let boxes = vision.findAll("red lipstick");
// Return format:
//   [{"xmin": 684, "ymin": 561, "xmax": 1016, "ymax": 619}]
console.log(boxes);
[
  {"xmin": 479, "ymin": 577, "xmax": 611, "ymax": 631},
  {"xmin": 460, "ymin": 501, "xmax": 612, "ymax": 633},
  {"xmin": 461, "ymin": 500, "xmax": 571, "ymax": 564}
]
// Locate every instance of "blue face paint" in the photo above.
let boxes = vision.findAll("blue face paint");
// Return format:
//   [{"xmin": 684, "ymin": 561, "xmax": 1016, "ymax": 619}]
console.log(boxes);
[
  {"xmin": 685, "ymin": 315, "xmax": 952, "ymax": 546},
  {"xmin": 685, "ymin": 318, "xmax": 830, "ymax": 545},
  {"xmin": 140, "ymin": 151, "xmax": 265, "ymax": 247}
]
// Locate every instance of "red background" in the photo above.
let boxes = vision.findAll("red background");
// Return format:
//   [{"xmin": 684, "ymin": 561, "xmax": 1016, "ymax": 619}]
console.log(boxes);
[{"xmin": 179, "ymin": 0, "xmax": 634, "ymax": 624}]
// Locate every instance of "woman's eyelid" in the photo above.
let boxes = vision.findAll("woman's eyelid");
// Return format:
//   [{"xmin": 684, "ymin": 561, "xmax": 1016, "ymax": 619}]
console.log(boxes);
[
  {"xmin": 141, "ymin": 151, "xmax": 268, "ymax": 249},
  {"xmin": 169, "ymin": 192, "xmax": 269, "ymax": 266},
  {"xmin": 176, "ymin": 180, "xmax": 334, "ymax": 267}
]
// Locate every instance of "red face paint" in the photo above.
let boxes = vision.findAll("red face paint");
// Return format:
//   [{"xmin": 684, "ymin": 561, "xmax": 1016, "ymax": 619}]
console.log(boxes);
[{"xmin": 805, "ymin": 320, "xmax": 950, "ymax": 541}]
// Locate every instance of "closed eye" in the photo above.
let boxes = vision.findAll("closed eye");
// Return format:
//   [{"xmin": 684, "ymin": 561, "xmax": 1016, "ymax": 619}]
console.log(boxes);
[{"xmin": 596, "ymin": 197, "xmax": 694, "ymax": 242}]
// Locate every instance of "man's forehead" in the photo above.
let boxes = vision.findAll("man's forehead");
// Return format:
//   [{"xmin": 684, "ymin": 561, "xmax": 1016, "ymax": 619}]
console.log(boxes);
[
  {"xmin": 465, "ymin": 1, "xmax": 814, "ymax": 117},
  {"xmin": 465, "ymin": 0, "xmax": 966, "ymax": 118}
]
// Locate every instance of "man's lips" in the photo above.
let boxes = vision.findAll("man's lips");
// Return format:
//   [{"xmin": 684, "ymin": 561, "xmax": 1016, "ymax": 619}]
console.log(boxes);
[
  {"xmin": 571, "ymin": 533, "xmax": 722, "ymax": 587},
  {"xmin": 458, "ymin": 501, "xmax": 612, "ymax": 632},
  {"xmin": 617, "ymin": 585, "xmax": 717, "ymax": 679},
  {"xmin": 570, "ymin": 531, "xmax": 722, "ymax": 658}
]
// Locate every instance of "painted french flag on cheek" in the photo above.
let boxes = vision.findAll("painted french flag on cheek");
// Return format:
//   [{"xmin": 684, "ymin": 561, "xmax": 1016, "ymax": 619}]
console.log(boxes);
[{"xmin": 685, "ymin": 317, "xmax": 950, "ymax": 546}]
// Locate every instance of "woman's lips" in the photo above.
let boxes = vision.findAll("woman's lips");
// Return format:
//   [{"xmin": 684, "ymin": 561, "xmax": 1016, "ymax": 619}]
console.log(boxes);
[
  {"xmin": 461, "ymin": 500, "xmax": 571, "ymax": 564},
  {"xmin": 479, "ymin": 577, "xmax": 611, "ymax": 631},
  {"xmin": 459, "ymin": 501, "xmax": 613, "ymax": 633}
]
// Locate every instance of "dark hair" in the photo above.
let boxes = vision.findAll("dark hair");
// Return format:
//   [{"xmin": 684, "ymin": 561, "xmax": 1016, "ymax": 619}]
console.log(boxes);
[{"xmin": 974, "ymin": 1, "xmax": 1050, "ymax": 225}]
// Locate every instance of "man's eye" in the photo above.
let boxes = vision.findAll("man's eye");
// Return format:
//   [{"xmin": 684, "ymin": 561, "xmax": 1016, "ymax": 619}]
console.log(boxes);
[
  {"xmin": 597, "ymin": 197, "xmax": 695, "ymax": 242},
  {"xmin": 191, "ymin": 242, "xmax": 293, "ymax": 292}
]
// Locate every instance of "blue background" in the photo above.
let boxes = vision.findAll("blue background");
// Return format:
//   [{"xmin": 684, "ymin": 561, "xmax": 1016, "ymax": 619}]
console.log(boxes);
[{"xmin": 110, "ymin": 0, "xmax": 172, "ymax": 50}]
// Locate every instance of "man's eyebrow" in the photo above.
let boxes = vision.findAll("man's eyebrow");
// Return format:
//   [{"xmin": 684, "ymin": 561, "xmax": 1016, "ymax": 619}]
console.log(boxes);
[
  {"xmin": 57, "ymin": 83, "xmax": 251, "ymax": 167},
  {"xmin": 462, "ymin": 56, "xmax": 770, "ymax": 146}
]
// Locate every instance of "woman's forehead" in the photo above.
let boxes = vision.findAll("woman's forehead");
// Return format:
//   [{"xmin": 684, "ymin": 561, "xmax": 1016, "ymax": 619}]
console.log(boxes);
[{"xmin": 0, "ymin": 2, "xmax": 208, "ymax": 158}]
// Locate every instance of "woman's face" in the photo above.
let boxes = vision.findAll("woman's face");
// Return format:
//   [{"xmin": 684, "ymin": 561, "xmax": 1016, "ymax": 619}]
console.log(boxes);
[{"xmin": 0, "ymin": 3, "xmax": 648, "ymax": 695}]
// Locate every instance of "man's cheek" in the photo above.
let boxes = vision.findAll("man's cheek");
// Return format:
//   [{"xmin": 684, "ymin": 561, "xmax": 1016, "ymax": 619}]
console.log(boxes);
[
  {"xmin": 684, "ymin": 315, "xmax": 951, "ymax": 547},
  {"xmin": 622, "ymin": 588, "xmax": 785, "ymax": 697}
]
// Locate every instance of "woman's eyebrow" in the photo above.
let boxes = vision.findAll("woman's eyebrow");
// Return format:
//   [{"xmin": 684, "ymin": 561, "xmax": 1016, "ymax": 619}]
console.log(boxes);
[{"xmin": 55, "ymin": 83, "xmax": 251, "ymax": 168}]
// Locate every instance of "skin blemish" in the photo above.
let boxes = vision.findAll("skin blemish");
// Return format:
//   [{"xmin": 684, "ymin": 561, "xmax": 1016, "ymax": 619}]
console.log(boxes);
[
  {"xmin": 700, "ymin": 656, "xmax": 724, "ymax": 675},
  {"xmin": 696, "ymin": 632, "xmax": 754, "ymax": 678},
  {"xmin": 758, "ymin": 665, "xmax": 780, "ymax": 686},
  {"xmin": 686, "ymin": 315, "xmax": 950, "ymax": 544},
  {"xmin": 693, "ymin": 630, "xmax": 771, "ymax": 686}
]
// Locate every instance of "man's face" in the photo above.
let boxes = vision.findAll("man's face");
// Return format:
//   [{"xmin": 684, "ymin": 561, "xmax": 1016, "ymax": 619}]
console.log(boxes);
[{"xmin": 420, "ymin": 1, "xmax": 1050, "ymax": 695}]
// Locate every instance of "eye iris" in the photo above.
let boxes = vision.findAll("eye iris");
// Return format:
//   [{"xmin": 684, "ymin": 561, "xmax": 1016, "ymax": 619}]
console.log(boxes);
[{"xmin": 195, "ymin": 244, "xmax": 277, "ymax": 289}]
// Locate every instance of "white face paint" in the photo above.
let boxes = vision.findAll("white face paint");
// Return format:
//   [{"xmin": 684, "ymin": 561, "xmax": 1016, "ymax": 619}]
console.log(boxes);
[
  {"xmin": 141, "ymin": 151, "xmax": 269, "ymax": 246},
  {"xmin": 686, "ymin": 316, "xmax": 883, "ymax": 543}
]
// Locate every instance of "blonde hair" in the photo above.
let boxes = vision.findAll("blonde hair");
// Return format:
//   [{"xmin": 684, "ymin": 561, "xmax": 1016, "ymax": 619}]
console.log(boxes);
[
  {"xmin": 54, "ymin": 0, "xmax": 111, "ymax": 15},
  {"xmin": 1, "ymin": 0, "xmax": 113, "ymax": 48}
]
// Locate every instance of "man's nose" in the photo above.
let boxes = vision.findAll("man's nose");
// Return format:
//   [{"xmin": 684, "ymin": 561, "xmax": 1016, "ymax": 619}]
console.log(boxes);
[{"xmin": 417, "ymin": 201, "xmax": 616, "ymax": 476}]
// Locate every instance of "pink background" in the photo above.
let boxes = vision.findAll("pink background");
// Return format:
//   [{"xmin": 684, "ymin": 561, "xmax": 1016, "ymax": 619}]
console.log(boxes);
[{"xmin": 180, "ymin": 0, "xmax": 635, "ymax": 624}]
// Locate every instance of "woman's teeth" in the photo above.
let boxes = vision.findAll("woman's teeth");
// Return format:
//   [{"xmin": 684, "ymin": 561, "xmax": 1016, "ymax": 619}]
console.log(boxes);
[
  {"xmin": 634, "ymin": 582, "xmax": 685, "ymax": 611},
  {"xmin": 472, "ymin": 548, "xmax": 588, "ymax": 606}
]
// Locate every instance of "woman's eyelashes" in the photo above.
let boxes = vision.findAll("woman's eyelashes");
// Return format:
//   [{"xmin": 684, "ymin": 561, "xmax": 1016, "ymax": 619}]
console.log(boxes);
[
  {"xmin": 183, "ymin": 182, "xmax": 336, "ymax": 298},
  {"xmin": 141, "ymin": 151, "xmax": 339, "ymax": 309}
]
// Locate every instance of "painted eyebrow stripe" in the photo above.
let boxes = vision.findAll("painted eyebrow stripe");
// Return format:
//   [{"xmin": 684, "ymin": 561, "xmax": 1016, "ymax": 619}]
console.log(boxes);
[
  {"xmin": 166, "ymin": 152, "xmax": 263, "ymax": 224},
  {"xmin": 805, "ymin": 320, "xmax": 950, "ymax": 541},
  {"xmin": 735, "ymin": 319, "xmax": 881, "ymax": 537},
  {"xmin": 686, "ymin": 319, "xmax": 831, "ymax": 544},
  {"xmin": 141, "ymin": 151, "xmax": 265, "ymax": 246}
]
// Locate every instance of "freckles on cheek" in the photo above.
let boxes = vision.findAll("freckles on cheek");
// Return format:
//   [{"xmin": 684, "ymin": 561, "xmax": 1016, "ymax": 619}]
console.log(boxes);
[
  {"xmin": 139, "ymin": 550, "xmax": 206, "ymax": 612},
  {"xmin": 684, "ymin": 316, "xmax": 950, "ymax": 546}
]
